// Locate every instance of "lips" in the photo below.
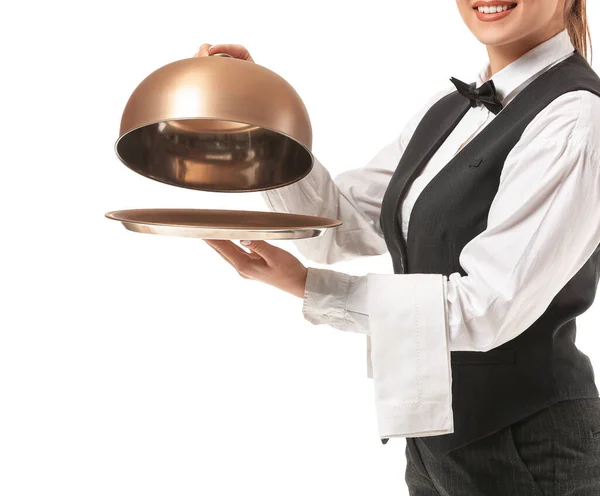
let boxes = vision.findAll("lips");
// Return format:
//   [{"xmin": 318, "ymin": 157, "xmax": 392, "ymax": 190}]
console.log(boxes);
[
  {"xmin": 472, "ymin": 1, "xmax": 517, "ymax": 20},
  {"xmin": 472, "ymin": 0, "xmax": 517, "ymax": 6}
]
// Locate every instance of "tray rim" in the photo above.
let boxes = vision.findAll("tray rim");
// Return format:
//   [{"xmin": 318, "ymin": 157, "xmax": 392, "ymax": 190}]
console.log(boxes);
[
  {"xmin": 104, "ymin": 208, "xmax": 343, "ymax": 230},
  {"xmin": 118, "ymin": 221, "xmax": 328, "ymax": 240}
]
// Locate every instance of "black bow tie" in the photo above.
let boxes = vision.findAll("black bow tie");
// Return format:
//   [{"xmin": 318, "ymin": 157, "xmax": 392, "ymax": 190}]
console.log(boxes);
[{"xmin": 449, "ymin": 77, "xmax": 503, "ymax": 115}]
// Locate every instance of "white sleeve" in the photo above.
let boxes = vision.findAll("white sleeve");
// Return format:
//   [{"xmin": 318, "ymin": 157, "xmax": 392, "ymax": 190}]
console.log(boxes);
[
  {"xmin": 260, "ymin": 86, "xmax": 456, "ymax": 265},
  {"xmin": 298, "ymin": 90, "xmax": 600, "ymax": 438}
]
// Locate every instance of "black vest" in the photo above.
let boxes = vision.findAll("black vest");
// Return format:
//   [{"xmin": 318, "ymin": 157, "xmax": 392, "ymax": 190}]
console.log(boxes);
[{"xmin": 379, "ymin": 50, "xmax": 600, "ymax": 457}]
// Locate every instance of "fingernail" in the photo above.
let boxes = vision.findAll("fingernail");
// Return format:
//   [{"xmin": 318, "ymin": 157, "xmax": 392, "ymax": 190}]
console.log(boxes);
[
  {"xmin": 240, "ymin": 240, "xmax": 252, "ymax": 246},
  {"xmin": 209, "ymin": 45, "xmax": 216, "ymax": 53}
]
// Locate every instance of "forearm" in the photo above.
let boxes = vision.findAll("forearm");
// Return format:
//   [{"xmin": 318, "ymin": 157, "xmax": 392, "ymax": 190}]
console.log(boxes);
[{"xmin": 261, "ymin": 155, "xmax": 391, "ymax": 265}]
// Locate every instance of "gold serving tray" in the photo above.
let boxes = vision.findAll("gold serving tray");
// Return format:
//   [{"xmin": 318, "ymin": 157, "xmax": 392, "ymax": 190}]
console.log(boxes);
[{"xmin": 105, "ymin": 208, "xmax": 342, "ymax": 240}]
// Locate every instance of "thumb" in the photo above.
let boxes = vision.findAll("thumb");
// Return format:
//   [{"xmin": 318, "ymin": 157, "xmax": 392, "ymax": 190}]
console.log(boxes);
[{"xmin": 240, "ymin": 240, "xmax": 276, "ymax": 262}]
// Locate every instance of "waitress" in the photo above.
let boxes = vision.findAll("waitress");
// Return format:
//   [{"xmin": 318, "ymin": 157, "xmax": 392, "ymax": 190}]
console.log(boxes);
[{"xmin": 198, "ymin": 0, "xmax": 600, "ymax": 493}]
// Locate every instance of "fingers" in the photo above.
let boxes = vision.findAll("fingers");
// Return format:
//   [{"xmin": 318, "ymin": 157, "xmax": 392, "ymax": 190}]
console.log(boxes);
[
  {"xmin": 206, "ymin": 241, "xmax": 238, "ymax": 271},
  {"xmin": 239, "ymin": 240, "xmax": 278, "ymax": 265},
  {"xmin": 194, "ymin": 43, "xmax": 213, "ymax": 58},
  {"xmin": 206, "ymin": 44, "xmax": 255, "ymax": 62},
  {"xmin": 205, "ymin": 240, "xmax": 250, "ymax": 263},
  {"xmin": 205, "ymin": 240, "xmax": 259, "ymax": 279},
  {"xmin": 194, "ymin": 43, "xmax": 254, "ymax": 62},
  {"xmin": 204, "ymin": 239, "xmax": 236, "ymax": 266}
]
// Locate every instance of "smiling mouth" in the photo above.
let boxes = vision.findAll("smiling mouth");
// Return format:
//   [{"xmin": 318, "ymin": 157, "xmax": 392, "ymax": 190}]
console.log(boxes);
[{"xmin": 473, "ymin": 3, "xmax": 517, "ymax": 13}]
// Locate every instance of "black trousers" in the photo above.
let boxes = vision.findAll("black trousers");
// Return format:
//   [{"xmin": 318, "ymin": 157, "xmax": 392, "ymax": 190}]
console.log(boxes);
[{"xmin": 405, "ymin": 397, "xmax": 600, "ymax": 495}]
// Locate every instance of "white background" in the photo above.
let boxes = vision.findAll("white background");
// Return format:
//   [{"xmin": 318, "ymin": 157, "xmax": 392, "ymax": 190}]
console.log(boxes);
[{"xmin": 1, "ymin": 1, "xmax": 600, "ymax": 494}]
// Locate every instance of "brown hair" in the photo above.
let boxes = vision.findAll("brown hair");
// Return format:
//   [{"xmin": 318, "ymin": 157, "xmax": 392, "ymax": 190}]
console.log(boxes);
[{"xmin": 564, "ymin": 0, "xmax": 593, "ymax": 64}]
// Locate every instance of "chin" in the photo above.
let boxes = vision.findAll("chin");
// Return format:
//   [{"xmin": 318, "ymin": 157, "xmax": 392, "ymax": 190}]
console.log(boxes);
[
  {"xmin": 470, "ymin": 29, "xmax": 523, "ymax": 47},
  {"xmin": 457, "ymin": 0, "xmax": 558, "ymax": 48}
]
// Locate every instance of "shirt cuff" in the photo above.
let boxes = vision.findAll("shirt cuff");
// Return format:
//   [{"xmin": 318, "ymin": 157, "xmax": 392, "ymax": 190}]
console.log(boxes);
[
  {"xmin": 367, "ymin": 273, "xmax": 453, "ymax": 438},
  {"xmin": 301, "ymin": 267, "xmax": 366, "ymax": 333}
]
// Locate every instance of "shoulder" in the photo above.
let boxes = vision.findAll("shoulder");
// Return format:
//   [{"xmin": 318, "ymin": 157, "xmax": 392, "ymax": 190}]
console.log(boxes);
[
  {"xmin": 522, "ymin": 90, "xmax": 600, "ymax": 156},
  {"xmin": 571, "ymin": 90, "xmax": 600, "ymax": 150}
]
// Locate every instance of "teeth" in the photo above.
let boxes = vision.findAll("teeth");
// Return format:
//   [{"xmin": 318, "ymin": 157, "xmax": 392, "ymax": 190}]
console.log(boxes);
[{"xmin": 477, "ymin": 4, "xmax": 512, "ymax": 13}]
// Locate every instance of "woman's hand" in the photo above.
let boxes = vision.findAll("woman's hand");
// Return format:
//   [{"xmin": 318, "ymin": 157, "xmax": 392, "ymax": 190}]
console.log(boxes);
[
  {"xmin": 193, "ymin": 43, "xmax": 255, "ymax": 62},
  {"xmin": 205, "ymin": 239, "xmax": 308, "ymax": 299}
]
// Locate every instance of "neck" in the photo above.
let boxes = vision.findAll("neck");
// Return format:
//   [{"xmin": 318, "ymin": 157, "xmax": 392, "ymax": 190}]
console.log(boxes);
[{"xmin": 485, "ymin": 26, "xmax": 564, "ymax": 78}]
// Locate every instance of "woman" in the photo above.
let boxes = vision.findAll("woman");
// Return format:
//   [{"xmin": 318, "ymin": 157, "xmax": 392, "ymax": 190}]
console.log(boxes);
[{"xmin": 197, "ymin": 0, "xmax": 600, "ymax": 493}]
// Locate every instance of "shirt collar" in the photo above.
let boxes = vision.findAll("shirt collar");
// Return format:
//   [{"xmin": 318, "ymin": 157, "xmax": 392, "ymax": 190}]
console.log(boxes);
[{"xmin": 475, "ymin": 28, "xmax": 575, "ymax": 106}]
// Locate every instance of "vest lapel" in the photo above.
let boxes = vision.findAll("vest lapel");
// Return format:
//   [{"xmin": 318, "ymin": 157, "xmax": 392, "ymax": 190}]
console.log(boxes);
[{"xmin": 380, "ymin": 93, "xmax": 471, "ymax": 272}]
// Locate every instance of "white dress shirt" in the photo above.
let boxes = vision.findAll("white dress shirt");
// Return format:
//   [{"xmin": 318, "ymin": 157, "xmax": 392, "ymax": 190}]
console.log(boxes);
[{"xmin": 261, "ymin": 29, "xmax": 600, "ymax": 440}]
